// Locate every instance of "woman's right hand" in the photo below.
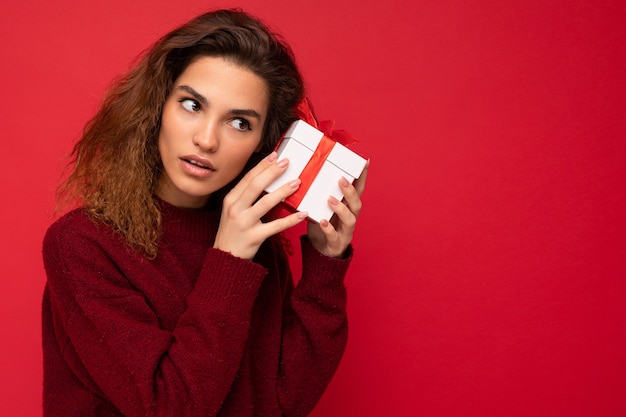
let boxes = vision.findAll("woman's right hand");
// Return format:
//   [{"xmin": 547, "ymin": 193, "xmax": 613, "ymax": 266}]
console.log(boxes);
[{"xmin": 213, "ymin": 151, "xmax": 308, "ymax": 260}]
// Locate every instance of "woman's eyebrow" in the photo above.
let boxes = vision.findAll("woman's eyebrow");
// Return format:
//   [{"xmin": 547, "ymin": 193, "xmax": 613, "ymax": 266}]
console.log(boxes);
[
  {"xmin": 229, "ymin": 109, "xmax": 262, "ymax": 120},
  {"xmin": 175, "ymin": 85, "xmax": 262, "ymax": 120},
  {"xmin": 176, "ymin": 85, "xmax": 208, "ymax": 106}
]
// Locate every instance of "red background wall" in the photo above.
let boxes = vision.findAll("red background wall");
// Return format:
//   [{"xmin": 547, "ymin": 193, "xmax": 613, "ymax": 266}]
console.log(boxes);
[{"xmin": 1, "ymin": 0, "xmax": 625, "ymax": 416}]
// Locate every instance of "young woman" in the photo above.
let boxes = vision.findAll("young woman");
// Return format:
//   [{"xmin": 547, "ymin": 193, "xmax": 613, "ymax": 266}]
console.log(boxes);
[{"xmin": 42, "ymin": 8, "xmax": 368, "ymax": 417}]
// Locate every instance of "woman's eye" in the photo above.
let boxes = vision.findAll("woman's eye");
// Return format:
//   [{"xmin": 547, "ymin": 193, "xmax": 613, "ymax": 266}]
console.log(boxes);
[
  {"xmin": 180, "ymin": 99, "xmax": 200, "ymax": 113},
  {"xmin": 229, "ymin": 118, "xmax": 251, "ymax": 131}
]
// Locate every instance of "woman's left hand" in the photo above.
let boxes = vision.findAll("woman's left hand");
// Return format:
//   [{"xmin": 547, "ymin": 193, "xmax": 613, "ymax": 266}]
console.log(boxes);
[{"xmin": 307, "ymin": 161, "xmax": 369, "ymax": 258}]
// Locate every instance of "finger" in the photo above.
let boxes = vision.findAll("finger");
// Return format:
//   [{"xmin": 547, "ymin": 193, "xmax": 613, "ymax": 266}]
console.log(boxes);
[
  {"xmin": 338, "ymin": 177, "xmax": 363, "ymax": 218},
  {"xmin": 260, "ymin": 210, "xmax": 309, "ymax": 237},
  {"xmin": 230, "ymin": 156, "xmax": 291, "ymax": 209},
  {"xmin": 250, "ymin": 177, "xmax": 301, "ymax": 219},
  {"xmin": 226, "ymin": 152, "xmax": 277, "ymax": 202},
  {"xmin": 317, "ymin": 219, "xmax": 342, "ymax": 255},
  {"xmin": 328, "ymin": 195, "xmax": 357, "ymax": 230}
]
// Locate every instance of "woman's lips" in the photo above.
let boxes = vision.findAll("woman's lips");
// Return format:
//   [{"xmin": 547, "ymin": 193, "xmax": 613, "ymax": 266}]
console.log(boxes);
[
  {"xmin": 181, "ymin": 155, "xmax": 215, "ymax": 170},
  {"xmin": 180, "ymin": 155, "xmax": 215, "ymax": 177}
]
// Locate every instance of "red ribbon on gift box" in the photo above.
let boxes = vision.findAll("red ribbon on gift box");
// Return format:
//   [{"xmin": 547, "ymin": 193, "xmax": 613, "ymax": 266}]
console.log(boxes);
[
  {"xmin": 283, "ymin": 99, "xmax": 358, "ymax": 213},
  {"xmin": 295, "ymin": 98, "xmax": 358, "ymax": 146}
]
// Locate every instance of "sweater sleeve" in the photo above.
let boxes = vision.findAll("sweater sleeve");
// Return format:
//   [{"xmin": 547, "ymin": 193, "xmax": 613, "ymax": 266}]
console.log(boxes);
[
  {"xmin": 277, "ymin": 236, "xmax": 352, "ymax": 416},
  {"xmin": 42, "ymin": 215, "xmax": 267, "ymax": 417}
]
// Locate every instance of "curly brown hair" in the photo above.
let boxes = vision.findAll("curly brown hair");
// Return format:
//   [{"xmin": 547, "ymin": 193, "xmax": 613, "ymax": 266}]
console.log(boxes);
[{"xmin": 57, "ymin": 9, "xmax": 305, "ymax": 258}]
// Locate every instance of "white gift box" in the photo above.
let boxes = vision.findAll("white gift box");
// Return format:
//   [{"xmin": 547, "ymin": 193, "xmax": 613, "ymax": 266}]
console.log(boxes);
[{"xmin": 264, "ymin": 120, "xmax": 367, "ymax": 223}]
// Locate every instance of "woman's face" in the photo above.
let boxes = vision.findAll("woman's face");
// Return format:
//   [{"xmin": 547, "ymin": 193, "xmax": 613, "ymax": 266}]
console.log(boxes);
[{"xmin": 157, "ymin": 56, "xmax": 268, "ymax": 208}]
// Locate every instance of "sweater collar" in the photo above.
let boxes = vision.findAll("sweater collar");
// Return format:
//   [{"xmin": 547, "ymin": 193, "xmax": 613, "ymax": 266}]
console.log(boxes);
[{"xmin": 157, "ymin": 197, "xmax": 220, "ymax": 242}]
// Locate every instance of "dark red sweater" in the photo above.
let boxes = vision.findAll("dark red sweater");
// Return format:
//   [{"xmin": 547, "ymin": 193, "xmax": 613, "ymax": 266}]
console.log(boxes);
[{"xmin": 42, "ymin": 201, "xmax": 351, "ymax": 416}]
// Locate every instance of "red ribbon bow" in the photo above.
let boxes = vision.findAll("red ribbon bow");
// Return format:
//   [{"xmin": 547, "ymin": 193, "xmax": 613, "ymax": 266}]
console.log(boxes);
[{"xmin": 295, "ymin": 98, "xmax": 358, "ymax": 146}]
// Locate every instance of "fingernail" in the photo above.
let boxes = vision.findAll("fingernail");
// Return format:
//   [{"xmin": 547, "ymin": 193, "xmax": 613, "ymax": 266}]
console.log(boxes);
[
  {"xmin": 277, "ymin": 158, "xmax": 289, "ymax": 168},
  {"xmin": 289, "ymin": 178, "xmax": 301, "ymax": 188},
  {"xmin": 320, "ymin": 219, "xmax": 329, "ymax": 228},
  {"xmin": 267, "ymin": 152, "xmax": 277, "ymax": 162},
  {"xmin": 328, "ymin": 196, "xmax": 339, "ymax": 206},
  {"xmin": 297, "ymin": 211, "xmax": 308, "ymax": 219},
  {"xmin": 340, "ymin": 177, "xmax": 350, "ymax": 188}
]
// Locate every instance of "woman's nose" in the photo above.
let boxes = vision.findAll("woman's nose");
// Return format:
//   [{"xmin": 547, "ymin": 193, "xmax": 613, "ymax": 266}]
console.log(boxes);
[{"xmin": 193, "ymin": 119, "xmax": 219, "ymax": 152}]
